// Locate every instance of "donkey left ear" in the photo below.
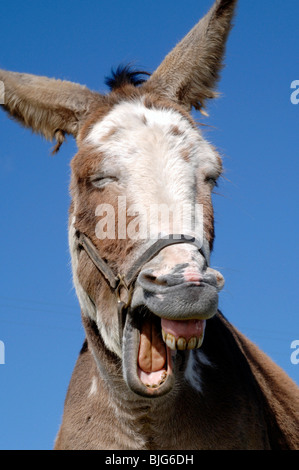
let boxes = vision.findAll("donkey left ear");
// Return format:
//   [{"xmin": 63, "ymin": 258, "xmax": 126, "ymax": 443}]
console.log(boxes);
[
  {"xmin": 144, "ymin": 0, "xmax": 238, "ymax": 112},
  {"xmin": 0, "ymin": 70, "xmax": 103, "ymax": 153}
]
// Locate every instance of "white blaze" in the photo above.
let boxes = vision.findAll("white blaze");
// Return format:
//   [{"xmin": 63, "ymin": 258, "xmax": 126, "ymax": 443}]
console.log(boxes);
[{"xmin": 86, "ymin": 98, "xmax": 218, "ymax": 241}]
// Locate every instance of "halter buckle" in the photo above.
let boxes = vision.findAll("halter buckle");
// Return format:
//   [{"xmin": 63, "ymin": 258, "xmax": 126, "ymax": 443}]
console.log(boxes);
[{"xmin": 116, "ymin": 274, "xmax": 133, "ymax": 309}]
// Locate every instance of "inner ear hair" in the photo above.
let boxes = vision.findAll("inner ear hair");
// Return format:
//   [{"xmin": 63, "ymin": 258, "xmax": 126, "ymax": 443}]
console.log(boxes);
[{"xmin": 52, "ymin": 129, "xmax": 66, "ymax": 154}]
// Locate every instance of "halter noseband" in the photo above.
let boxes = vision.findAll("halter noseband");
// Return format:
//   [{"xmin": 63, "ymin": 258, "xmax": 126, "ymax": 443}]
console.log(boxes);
[{"xmin": 75, "ymin": 231, "xmax": 210, "ymax": 341}]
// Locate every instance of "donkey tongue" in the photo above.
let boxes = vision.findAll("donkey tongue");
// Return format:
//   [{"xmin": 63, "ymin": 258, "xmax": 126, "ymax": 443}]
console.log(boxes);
[{"xmin": 138, "ymin": 317, "xmax": 166, "ymax": 373}]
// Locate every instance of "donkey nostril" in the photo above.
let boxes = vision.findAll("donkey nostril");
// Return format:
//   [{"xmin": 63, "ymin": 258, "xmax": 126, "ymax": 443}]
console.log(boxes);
[
  {"xmin": 142, "ymin": 273, "xmax": 168, "ymax": 287},
  {"xmin": 138, "ymin": 269, "xmax": 187, "ymax": 290},
  {"xmin": 143, "ymin": 273, "xmax": 156, "ymax": 282}
]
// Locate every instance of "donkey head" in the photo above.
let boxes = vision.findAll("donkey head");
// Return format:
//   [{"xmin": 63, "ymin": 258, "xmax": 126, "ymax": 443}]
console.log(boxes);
[{"xmin": 0, "ymin": 0, "xmax": 237, "ymax": 398}]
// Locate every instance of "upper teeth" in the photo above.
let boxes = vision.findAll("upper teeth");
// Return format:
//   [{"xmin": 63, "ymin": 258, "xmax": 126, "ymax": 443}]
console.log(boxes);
[{"xmin": 162, "ymin": 329, "xmax": 204, "ymax": 351}]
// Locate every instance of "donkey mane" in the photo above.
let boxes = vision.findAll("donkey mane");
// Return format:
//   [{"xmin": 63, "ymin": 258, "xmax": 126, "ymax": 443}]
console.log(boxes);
[{"xmin": 105, "ymin": 65, "xmax": 151, "ymax": 91}]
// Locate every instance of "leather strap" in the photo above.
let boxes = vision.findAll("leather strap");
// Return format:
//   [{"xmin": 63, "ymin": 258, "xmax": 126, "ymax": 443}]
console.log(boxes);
[
  {"xmin": 76, "ymin": 231, "xmax": 209, "ymax": 343},
  {"xmin": 76, "ymin": 231, "xmax": 209, "ymax": 297},
  {"xmin": 125, "ymin": 234, "xmax": 209, "ymax": 286},
  {"xmin": 76, "ymin": 231, "xmax": 119, "ymax": 289}
]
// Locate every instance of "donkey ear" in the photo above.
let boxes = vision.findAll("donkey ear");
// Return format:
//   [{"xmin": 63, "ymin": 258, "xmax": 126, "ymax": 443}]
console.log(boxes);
[
  {"xmin": 144, "ymin": 0, "xmax": 238, "ymax": 112},
  {"xmin": 0, "ymin": 70, "xmax": 102, "ymax": 152}
]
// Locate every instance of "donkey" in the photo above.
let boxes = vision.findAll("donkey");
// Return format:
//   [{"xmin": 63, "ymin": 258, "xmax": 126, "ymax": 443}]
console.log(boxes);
[{"xmin": 1, "ymin": 0, "xmax": 298, "ymax": 450}]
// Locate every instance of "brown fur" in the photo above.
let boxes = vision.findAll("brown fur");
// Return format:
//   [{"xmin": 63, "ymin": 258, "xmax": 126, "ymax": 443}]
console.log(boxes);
[
  {"xmin": 170, "ymin": 125, "xmax": 184, "ymax": 137},
  {"xmin": 144, "ymin": 0, "xmax": 238, "ymax": 111},
  {"xmin": 0, "ymin": 69, "xmax": 103, "ymax": 149},
  {"xmin": 54, "ymin": 313, "xmax": 299, "ymax": 450}
]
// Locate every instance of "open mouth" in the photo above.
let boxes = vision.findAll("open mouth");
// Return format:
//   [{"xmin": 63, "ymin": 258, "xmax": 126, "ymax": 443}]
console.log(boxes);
[{"xmin": 122, "ymin": 308, "xmax": 206, "ymax": 398}]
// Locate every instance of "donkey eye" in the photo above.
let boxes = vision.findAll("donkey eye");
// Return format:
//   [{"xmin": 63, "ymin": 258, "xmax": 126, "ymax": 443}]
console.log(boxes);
[{"xmin": 92, "ymin": 176, "xmax": 118, "ymax": 189}]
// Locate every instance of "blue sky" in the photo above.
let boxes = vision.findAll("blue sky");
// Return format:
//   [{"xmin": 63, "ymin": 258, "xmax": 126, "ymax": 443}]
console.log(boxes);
[{"xmin": 0, "ymin": 0, "xmax": 298, "ymax": 450}]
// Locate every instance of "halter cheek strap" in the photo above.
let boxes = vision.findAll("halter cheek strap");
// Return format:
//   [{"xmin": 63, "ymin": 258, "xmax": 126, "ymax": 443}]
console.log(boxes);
[
  {"xmin": 76, "ymin": 231, "xmax": 120, "ymax": 290},
  {"xmin": 75, "ymin": 231, "xmax": 210, "ymax": 341}
]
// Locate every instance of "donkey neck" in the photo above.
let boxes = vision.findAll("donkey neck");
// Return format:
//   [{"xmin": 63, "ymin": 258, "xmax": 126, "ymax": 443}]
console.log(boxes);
[
  {"xmin": 69, "ymin": 313, "xmax": 272, "ymax": 450},
  {"xmin": 81, "ymin": 314, "xmax": 188, "ymax": 448}
]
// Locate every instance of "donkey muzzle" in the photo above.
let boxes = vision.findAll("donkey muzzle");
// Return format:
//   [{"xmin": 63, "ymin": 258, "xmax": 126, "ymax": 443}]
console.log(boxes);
[{"xmin": 131, "ymin": 245, "xmax": 224, "ymax": 321}]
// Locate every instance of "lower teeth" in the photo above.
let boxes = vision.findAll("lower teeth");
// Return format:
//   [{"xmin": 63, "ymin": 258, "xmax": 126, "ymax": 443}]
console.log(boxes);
[{"xmin": 146, "ymin": 371, "xmax": 167, "ymax": 389}]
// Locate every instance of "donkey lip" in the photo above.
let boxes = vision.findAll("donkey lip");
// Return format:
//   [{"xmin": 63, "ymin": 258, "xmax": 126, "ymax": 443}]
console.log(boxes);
[{"xmin": 131, "ymin": 281, "xmax": 219, "ymax": 322}]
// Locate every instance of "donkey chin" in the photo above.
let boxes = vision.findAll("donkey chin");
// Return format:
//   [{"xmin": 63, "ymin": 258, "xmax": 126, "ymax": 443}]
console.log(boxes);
[{"xmin": 121, "ymin": 263, "xmax": 224, "ymax": 398}]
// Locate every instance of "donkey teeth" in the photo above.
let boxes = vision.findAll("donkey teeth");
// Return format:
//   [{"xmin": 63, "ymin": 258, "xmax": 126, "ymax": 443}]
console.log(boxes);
[
  {"xmin": 165, "ymin": 333, "xmax": 176, "ymax": 350},
  {"xmin": 162, "ymin": 329, "xmax": 167, "ymax": 343},
  {"xmin": 162, "ymin": 329, "xmax": 204, "ymax": 351},
  {"xmin": 187, "ymin": 337, "xmax": 197, "ymax": 350},
  {"xmin": 197, "ymin": 334, "xmax": 204, "ymax": 348},
  {"xmin": 177, "ymin": 337, "xmax": 187, "ymax": 351}
]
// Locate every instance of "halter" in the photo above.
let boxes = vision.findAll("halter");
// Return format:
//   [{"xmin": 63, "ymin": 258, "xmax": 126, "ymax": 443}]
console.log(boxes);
[{"xmin": 75, "ymin": 231, "xmax": 210, "ymax": 342}]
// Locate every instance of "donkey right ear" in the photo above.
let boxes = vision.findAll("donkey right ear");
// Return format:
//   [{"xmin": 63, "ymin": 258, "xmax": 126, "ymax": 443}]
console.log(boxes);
[
  {"xmin": 0, "ymin": 70, "xmax": 103, "ymax": 153},
  {"xmin": 144, "ymin": 0, "xmax": 238, "ymax": 112}
]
